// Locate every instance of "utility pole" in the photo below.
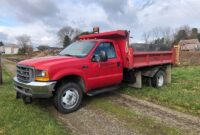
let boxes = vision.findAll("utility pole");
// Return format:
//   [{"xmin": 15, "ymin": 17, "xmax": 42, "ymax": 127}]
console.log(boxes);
[{"xmin": 0, "ymin": 51, "xmax": 4, "ymax": 85}]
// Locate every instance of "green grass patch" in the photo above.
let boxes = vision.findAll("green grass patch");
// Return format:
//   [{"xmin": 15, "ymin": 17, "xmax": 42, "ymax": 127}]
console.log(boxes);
[
  {"xmin": 120, "ymin": 66, "xmax": 200, "ymax": 115},
  {"xmin": 89, "ymin": 98, "xmax": 182, "ymax": 135},
  {"xmin": 2, "ymin": 59, "xmax": 16, "ymax": 66},
  {"xmin": 2, "ymin": 54, "xmax": 21, "ymax": 58},
  {"xmin": 0, "ymin": 69, "xmax": 71, "ymax": 135}
]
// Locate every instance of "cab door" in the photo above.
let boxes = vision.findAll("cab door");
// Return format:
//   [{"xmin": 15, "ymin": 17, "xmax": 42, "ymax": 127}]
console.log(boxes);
[{"xmin": 87, "ymin": 42, "xmax": 123, "ymax": 90}]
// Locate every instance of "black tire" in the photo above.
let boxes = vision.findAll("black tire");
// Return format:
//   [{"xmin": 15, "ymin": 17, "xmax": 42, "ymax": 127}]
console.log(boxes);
[
  {"xmin": 22, "ymin": 96, "xmax": 33, "ymax": 104},
  {"xmin": 53, "ymin": 82, "xmax": 83, "ymax": 114},
  {"xmin": 152, "ymin": 70, "xmax": 165, "ymax": 88}
]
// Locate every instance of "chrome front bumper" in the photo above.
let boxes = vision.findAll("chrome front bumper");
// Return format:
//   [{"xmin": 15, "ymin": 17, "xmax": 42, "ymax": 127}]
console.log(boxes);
[{"xmin": 13, "ymin": 77, "xmax": 56, "ymax": 98}]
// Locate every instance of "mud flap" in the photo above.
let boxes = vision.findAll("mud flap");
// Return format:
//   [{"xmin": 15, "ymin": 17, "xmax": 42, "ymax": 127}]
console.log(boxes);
[
  {"xmin": 165, "ymin": 65, "xmax": 172, "ymax": 84},
  {"xmin": 128, "ymin": 71, "xmax": 142, "ymax": 88}
]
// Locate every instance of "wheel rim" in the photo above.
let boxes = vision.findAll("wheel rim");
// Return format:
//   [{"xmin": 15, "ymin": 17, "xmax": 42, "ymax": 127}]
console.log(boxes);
[
  {"xmin": 61, "ymin": 88, "xmax": 79, "ymax": 109},
  {"xmin": 158, "ymin": 75, "xmax": 164, "ymax": 87}
]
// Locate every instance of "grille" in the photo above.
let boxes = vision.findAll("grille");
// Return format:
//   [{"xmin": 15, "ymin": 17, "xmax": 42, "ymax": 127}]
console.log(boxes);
[{"xmin": 17, "ymin": 65, "xmax": 34, "ymax": 83}]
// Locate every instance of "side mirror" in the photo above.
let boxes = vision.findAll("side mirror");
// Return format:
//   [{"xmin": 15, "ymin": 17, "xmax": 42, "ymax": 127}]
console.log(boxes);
[
  {"xmin": 99, "ymin": 51, "xmax": 108, "ymax": 62},
  {"xmin": 91, "ymin": 51, "xmax": 108, "ymax": 62},
  {"xmin": 92, "ymin": 54, "xmax": 101, "ymax": 62}
]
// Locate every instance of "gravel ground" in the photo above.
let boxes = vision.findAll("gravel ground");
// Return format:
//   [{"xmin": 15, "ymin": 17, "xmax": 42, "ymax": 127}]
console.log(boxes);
[
  {"xmin": 50, "ymin": 106, "xmax": 136, "ymax": 135},
  {"xmin": 110, "ymin": 93, "xmax": 200, "ymax": 135}
]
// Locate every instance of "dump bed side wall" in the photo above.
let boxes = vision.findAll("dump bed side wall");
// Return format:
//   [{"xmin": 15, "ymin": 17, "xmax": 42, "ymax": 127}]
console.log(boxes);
[{"xmin": 126, "ymin": 48, "xmax": 176, "ymax": 69}]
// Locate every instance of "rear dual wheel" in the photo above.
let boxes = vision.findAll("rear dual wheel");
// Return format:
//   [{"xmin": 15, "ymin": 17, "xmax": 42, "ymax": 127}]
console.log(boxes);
[{"xmin": 152, "ymin": 70, "xmax": 165, "ymax": 88}]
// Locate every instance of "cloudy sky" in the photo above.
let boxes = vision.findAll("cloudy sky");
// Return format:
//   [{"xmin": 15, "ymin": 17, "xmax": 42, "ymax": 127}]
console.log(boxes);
[{"xmin": 0, "ymin": 0, "xmax": 199, "ymax": 46}]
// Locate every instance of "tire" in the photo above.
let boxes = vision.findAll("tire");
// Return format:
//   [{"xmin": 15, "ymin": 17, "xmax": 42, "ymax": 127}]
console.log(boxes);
[
  {"xmin": 53, "ymin": 82, "xmax": 83, "ymax": 114},
  {"xmin": 22, "ymin": 96, "xmax": 33, "ymax": 104},
  {"xmin": 152, "ymin": 70, "xmax": 165, "ymax": 88}
]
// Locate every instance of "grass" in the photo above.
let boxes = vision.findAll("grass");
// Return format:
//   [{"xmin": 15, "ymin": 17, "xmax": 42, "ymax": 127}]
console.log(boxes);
[
  {"xmin": 89, "ymin": 98, "xmax": 182, "ymax": 135},
  {"xmin": 2, "ymin": 59, "xmax": 16, "ymax": 65},
  {"xmin": 120, "ymin": 66, "xmax": 200, "ymax": 115},
  {"xmin": 2, "ymin": 54, "xmax": 22, "ymax": 58},
  {"xmin": 0, "ymin": 69, "xmax": 71, "ymax": 135}
]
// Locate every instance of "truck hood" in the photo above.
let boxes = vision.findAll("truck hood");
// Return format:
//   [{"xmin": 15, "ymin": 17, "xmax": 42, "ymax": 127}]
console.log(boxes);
[{"xmin": 18, "ymin": 56, "xmax": 79, "ymax": 70}]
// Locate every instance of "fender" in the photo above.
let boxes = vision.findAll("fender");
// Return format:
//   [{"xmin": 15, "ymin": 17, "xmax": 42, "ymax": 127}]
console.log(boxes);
[{"xmin": 50, "ymin": 68, "xmax": 88, "ymax": 91}]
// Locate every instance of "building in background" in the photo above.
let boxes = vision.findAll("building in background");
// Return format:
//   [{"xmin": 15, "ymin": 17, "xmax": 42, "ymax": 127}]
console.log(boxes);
[
  {"xmin": 0, "ymin": 44, "xmax": 20, "ymax": 54},
  {"xmin": 179, "ymin": 39, "xmax": 200, "ymax": 51}
]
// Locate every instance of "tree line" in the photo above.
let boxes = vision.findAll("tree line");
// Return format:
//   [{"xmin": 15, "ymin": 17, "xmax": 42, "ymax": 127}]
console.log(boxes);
[
  {"xmin": 1, "ymin": 25, "xmax": 200, "ymax": 54},
  {"xmin": 58, "ymin": 25, "xmax": 200, "ymax": 50},
  {"xmin": 173, "ymin": 26, "xmax": 200, "ymax": 44},
  {"xmin": 0, "ymin": 26, "xmax": 91, "ymax": 55},
  {"xmin": 142, "ymin": 25, "xmax": 200, "ymax": 49},
  {"xmin": 57, "ymin": 26, "xmax": 91, "ymax": 48}
]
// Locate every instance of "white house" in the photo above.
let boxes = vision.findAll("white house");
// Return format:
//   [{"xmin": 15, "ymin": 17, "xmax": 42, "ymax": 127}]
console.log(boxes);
[{"xmin": 0, "ymin": 44, "xmax": 20, "ymax": 54}]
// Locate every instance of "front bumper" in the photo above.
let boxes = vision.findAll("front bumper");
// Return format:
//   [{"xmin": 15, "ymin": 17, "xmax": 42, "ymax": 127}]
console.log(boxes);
[{"xmin": 13, "ymin": 77, "xmax": 56, "ymax": 98}]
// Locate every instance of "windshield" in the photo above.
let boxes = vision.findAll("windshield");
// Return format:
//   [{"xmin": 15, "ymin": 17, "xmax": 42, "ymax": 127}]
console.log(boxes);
[{"xmin": 59, "ymin": 41, "xmax": 96, "ymax": 57}]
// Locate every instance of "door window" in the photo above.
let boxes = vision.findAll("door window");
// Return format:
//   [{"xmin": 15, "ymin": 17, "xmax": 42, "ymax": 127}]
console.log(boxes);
[{"xmin": 93, "ymin": 42, "xmax": 116, "ymax": 59}]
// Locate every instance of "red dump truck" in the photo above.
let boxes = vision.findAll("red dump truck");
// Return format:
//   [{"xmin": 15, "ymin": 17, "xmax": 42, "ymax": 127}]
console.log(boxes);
[{"xmin": 13, "ymin": 29, "xmax": 176, "ymax": 113}]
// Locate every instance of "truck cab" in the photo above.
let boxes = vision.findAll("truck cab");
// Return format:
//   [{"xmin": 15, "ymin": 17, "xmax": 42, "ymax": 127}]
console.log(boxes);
[{"xmin": 13, "ymin": 29, "xmax": 176, "ymax": 113}]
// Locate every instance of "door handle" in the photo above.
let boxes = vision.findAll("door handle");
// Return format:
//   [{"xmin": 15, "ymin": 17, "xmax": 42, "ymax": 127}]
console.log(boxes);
[
  {"xmin": 117, "ymin": 62, "xmax": 120, "ymax": 67},
  {"xmin": 82, "ymin": 65, "xmax": 88, "ymax": 69}
]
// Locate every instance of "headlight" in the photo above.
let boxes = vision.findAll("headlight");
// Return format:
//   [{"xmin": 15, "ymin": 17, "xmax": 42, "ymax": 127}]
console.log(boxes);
[{"xmin": 35, "ymin": 70, "xmax": 49, "ymax": 82}]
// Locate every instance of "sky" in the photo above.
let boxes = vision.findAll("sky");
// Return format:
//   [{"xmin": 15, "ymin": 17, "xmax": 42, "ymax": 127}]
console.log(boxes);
[{"xmin": 0, "ymin": 0, "xmax": 200, "ymax": 46}]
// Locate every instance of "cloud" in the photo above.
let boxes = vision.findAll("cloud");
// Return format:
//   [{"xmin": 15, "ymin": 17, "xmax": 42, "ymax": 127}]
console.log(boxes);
[
  {"xmin": 0, "ymin": 21, "xmax": 58, "ymax": 46},
  {"xmin": 84, "ymin": 0, "xmax": 127, "ymax": 14},
  {"xmin": 58, "ymin": 1, "xmax": 108, "ymax": 29},
  {"xmin": 0, "ymin": 0, "xmax": 200, "ymax": 45},
  {"xmin": 80, "ymin": 0, "xmax": 138, "ymax": 29},
  {"xmin": 137, "ymin": 0, "xmax": 155, "ymax": 10},
  {"xmin": 0, "ymin": 32, "xmax": 8, "ymax": 41},
  {"xmin": 0, "ymin": 0, "xmax": 60, "ymax": 26},
  {"xmin": 137, "ymin": 0, "xmax": 200, "ymax": 29}
]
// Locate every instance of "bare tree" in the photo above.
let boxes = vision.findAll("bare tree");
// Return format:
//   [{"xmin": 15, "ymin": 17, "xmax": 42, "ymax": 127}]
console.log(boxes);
[
  {"xmin": 151, "ymin": 27, "xmax": 162, "ymax": 40},
  {"xmin": 0, "ymin": 41, "xmax": 4, "ymax": 46},
  {"xmin": 142, "ymin": 32, "xmax": 150, "ymax": 44},
  {"xmin": 16, "ymin": 34, "xmax": 33, "ymax": 54},
  {"xmin": 57, "ymin": 26, "xmax": 81, "ymax": 46},
  {"xmin": 180, "ymin": 25, "xmax": 191, "ymax": 37},
  {"xmin": 143, "ymin": 27, "xmax": 175, "ymax": 50},
  {"xmin": 160, "ymin": 27, "xmax": 173, "ymax": 44}
]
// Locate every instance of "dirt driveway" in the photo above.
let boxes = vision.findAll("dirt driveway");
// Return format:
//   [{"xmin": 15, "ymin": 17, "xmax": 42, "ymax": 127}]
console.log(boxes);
[{"xmin": 3, "ymin": 58, "xmax": 200, "ymax": 135}]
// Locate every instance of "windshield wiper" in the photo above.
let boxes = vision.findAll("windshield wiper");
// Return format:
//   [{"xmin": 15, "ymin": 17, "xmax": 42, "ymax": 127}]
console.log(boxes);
[
  {"xmin": 61, "ymin": 54, "xmax": 84, "ymax": 58},
  {"xmin": 64, "ymin": 54, "xmax": 75, "ymax": 57}
]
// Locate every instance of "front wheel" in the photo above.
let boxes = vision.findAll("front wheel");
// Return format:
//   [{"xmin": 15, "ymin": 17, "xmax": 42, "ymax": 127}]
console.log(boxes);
[
  {"xmin": 53, "ymin": 82, "xmax": 83, "ymax": 114},
  {"xmin": 152, "ymin": 70, "xmax": 165, "ymax": 88}
]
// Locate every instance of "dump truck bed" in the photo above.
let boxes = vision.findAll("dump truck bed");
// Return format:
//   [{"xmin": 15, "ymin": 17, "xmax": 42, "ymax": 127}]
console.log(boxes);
[{"xmin": 127, "ymin": 48, "xmax": 176, "ymax": 69}]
